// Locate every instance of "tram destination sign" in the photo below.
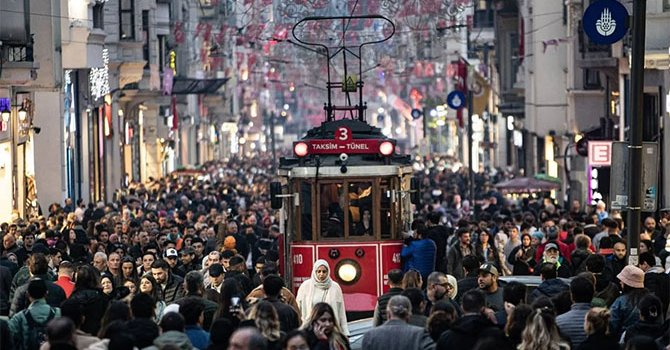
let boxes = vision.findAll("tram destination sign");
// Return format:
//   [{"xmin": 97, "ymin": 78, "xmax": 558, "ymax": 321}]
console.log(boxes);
[
  {"xmin": 294, "ymin": 126, "xmax": 395, "ymax": 156},
  {"xmin": 302, "ymin": 138, "xmax": 383, "ymax": 154}
]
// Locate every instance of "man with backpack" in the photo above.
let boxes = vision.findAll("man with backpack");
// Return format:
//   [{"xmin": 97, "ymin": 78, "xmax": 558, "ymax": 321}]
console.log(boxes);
[{"xmin": 8, "ymin": 278, "xmax": 60, "ymax": 350}]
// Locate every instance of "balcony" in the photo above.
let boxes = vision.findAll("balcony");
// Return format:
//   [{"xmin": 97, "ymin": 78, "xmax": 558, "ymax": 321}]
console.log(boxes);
[
  {"xmin": 577, "ymin": 24, "xmax": 617, "ymax": 69},
  {"xmin": 1, "ymin": 42, "xmax": 33, "ymax": 63},
  {"xmin": 0, "ymin": 42, "xmax": 38, "ymax": 84}
]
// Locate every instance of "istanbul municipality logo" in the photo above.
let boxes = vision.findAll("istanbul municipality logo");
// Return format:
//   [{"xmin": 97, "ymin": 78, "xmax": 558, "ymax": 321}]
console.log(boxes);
[
  {"xmin": 595, "ymin": 8, "xmax": 616, "ymax": 36},
  {"xmin": 583, "ymin": 0, "xmax": 628, "ymax": 45}
]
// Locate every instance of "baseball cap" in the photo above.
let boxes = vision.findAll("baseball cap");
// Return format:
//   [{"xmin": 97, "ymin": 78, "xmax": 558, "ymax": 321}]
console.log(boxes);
[
  {"xmin": 164, "ymin": 248, "xmax": 178, "ymax": 258},
  {"xmin": 478, "ymin": 263, "xmax": 499, "ymax": 277},
  {"xmin": 545, "ymin": 242, "xmax": 559, "ymax": 251},
  {"xmin": 209, "ymin": 263, "xmax": 224, "ymax": 277}
]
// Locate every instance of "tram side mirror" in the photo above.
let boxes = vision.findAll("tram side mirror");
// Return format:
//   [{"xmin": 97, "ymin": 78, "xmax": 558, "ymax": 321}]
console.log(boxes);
[
  {"xmin": 270, "ymin": 182, "xmax": 283, "ymax": 209},
  {"xmin": 410, "ymin": 178, "xmax": 421, "ymax": 206}
]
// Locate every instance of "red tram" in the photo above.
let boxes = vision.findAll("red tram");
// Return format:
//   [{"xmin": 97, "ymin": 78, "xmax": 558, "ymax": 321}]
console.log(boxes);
[{"xmin": 270, "ymin": 15, "xmax": 420, "ymax": 313}]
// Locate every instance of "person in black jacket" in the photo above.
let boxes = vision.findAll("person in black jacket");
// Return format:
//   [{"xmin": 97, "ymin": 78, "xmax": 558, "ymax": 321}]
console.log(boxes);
[
  {"xmin": 455, "ymin": 255, "xmax": 480, "ymax": 303},
  {"xmin": 373, "ymin": 269, "xmax": 404, "ymax": 326},
  {"xmin": 638, "ymin": 252, "xmax": 670, "ymax": 315},
  {"xmin": 576, "ymin": 307, "xmax": 619, "ymax": 350},
  {"xmin": 151, "ymin": 259, "xmax": 183, "ymax": 304},
  {"xmin": 622, "ymin": 294, "xmax": 667, "ymax": 343},
  {"xmin": 437, "ymin": 289, "xmax": 508, "ymax": 350},
  {"xmin": 262, "ymin": 275, "xmax": 300, "ymax": 333},
  {"xmin": 69, "ymin": 265, "xmax": 109, "ymax": 336},
  {"xmin": 10, "ymin": 253, "xmax": 66, "ymax": 316},
  {"xmin": 425, "ymin": 212, "xmax": 450, "ymax": 273},
  {"xmin": 528, "ymin": 262, "xmax": 569, "ymax": 304},
  {"xmin": 0, "ymin": 265, "xmax": 12, "ymax": 316}
]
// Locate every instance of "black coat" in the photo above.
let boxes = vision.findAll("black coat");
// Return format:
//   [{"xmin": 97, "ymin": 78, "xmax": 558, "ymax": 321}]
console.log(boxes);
[
  {"xmin": 528, "ymin": 278, "xmax": 569, "ymax": 304},
  {"xmin": 425, "ymin": 225, "xmax": 449, "ymax": 273},
  {"xmin": 436, "ymin": 314, "xmax": 509, "ymax": 350},
  {"xmin": 0, "ymin": 266, "xmax": 11, "ymax": 316},
  {"xmin": 575, "ymin": 331, "xmax": 619, "ymax": 350},
  {"xmin": 162, "ymin": 273, "xmax": 184, "ymax": 304},
  {"xmin": 69, "ymin": 288, "xmax": 109, "ymax": 335}
]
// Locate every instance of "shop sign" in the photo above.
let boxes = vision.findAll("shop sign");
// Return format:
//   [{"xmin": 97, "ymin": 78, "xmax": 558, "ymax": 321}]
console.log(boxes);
[{"xmin": 90, "ymin": 48, "xmax": 110, "ymax": 101}]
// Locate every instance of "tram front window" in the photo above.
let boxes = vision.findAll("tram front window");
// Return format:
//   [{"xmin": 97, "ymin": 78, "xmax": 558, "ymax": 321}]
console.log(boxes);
[
  {"xmin": 300, "ymin": 181, "xmax": 313, "ymax": 241},
  {"xmin": 349, "ymin": 182, "xmax": 373, "ymax": 236},
  {"xmin": 320, "ymin": 183, "xmax": 345, "ymax": 238}
]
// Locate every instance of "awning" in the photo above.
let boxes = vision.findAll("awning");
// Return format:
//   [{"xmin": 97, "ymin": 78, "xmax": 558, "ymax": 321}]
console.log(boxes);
[{"xmin": 170, "ymin": 78, "xmax": 229, "ymax": 95}]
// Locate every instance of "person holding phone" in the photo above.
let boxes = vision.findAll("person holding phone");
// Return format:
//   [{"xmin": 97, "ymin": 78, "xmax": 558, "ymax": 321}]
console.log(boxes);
[
  {"xmin": 296, "ymin": 260, "xmax": 349, "ymax": 336},
  {"xmin": 302, "ymin": 302, "xmax": 350, "ymax": 350}
]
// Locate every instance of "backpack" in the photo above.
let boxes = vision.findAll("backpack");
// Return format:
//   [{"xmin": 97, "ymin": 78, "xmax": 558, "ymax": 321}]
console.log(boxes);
[{"xmin": 23, "ymin": 307, "xmax": 56, "ymax": 350}]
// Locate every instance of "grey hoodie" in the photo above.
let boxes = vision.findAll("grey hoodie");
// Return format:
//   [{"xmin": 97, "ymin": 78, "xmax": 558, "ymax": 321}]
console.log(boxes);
[{"xmin": 143, "ymin": 331, "xmax": 196, "ymax": 350}]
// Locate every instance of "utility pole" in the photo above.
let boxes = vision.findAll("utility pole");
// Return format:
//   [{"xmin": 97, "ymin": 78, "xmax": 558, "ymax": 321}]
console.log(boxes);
[
  {"xmin": 270, "ymin": 112, "xmax": 277, "ymax": 172},
  {"xmin": 626, "ymin": 0, "xmax": 646, "ymax": 265}
]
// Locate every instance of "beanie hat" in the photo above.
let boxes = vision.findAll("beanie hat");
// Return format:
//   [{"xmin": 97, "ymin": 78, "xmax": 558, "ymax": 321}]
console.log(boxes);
[{"xmin": 223, "ymin": 236, "xmax": 236, "ymax": 250}]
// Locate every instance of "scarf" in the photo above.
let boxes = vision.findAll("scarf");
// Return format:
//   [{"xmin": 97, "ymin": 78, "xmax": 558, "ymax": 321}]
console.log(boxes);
[{"xmin": 312, "ymin": 259, "xmax": 332, "ymax": 290}]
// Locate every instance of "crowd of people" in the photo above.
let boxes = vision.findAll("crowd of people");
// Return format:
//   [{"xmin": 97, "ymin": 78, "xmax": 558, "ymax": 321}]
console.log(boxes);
[{"xmin": 0, "ymin": 154, "xmax": 669, "ymax": 350}]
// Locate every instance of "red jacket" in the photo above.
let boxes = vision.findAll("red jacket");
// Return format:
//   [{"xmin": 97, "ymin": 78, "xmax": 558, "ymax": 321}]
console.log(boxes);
[{"xmin": 55, "ymin": 275, "xmax": 75, "ymax": 298}]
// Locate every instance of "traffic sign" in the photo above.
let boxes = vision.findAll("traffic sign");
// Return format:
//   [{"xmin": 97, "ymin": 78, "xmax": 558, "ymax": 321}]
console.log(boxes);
[
  {"xmin": 588, "ymin": 141, "xmax": 612, "ymax": 167},
  {"xmin": 446, "ymin": 91, "xmax": 466, "ymax": 110},
  {"xmin": 583, "ymin": 0, "xmax": 629, "ymax": 45},
  {"xmin": 343, "ymin": 75, "xmax": 358, "ymax": 92}
]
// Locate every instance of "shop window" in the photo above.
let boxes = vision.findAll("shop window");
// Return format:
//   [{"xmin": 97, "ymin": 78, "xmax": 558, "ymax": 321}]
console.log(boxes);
[
  {"xmin": 142, "ymin": 10, "xmax": 150, "ymax": 66},
  {"xmin": 119, "ymin": 0, "xmax": 134, "ymax": 40},
  {"xmin": 665, "ymin": 0, "xmax": 670, "ymax": 11}
]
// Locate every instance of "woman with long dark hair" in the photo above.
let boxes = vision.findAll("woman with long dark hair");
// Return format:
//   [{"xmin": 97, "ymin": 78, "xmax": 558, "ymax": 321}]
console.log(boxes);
[
  {"xmin": 69, "ymin": 264, "xmax": 109, "ymax": 336},
  {"xmin": 508, "ymin": 233, "xmax": 537, "ymax": 275},
  {"xmin": 475, "ymin": 230, "xmax": 503, "ymax": 270},
  {"xmin": 302, "ymin": 302, "xmax": 350, "ymax": 350},
  {"xmin": 98, "ymin": 300, "xmax": 132, "ymax": 338},
  {"xmin": 214, "ymin": 278, "xmax": 248, "ymax": 331},
  {"xmin": 138, "ymin": 273, "xmax": 166, "ymax": 322}
]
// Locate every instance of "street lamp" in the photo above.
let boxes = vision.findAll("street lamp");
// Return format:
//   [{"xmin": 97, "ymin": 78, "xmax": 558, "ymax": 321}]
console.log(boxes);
[{"xmin": 18, "ymin": 107, "xmax": 27, "ymax": 122}]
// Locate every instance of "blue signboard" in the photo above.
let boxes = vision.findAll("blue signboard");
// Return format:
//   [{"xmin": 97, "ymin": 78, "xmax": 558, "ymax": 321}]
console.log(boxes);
[
  {"xmin": 446, "ymin": 91, "xmax": 466, "ymax": 110},
  {"xmin": 583, "ymin": 0, "xmax": 629, "ymax": 45}
]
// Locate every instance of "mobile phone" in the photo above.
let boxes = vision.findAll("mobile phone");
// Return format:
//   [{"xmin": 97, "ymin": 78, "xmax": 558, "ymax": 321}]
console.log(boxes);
[{"xmin": 230, "ymin": 297, "xmax": 240, "ymax": 306}]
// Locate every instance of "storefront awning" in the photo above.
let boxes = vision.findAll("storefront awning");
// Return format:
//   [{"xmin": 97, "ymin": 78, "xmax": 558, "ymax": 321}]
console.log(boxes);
[{"xmin": 171, "ymin": 78, "xmax": 229, "ymax": 95}]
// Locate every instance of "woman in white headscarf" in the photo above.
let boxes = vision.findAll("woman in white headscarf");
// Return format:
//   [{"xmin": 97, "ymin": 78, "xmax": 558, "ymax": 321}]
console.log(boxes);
[{"xmin": 296, "ymin": 259, "xmax": 349, "ymax": 336}]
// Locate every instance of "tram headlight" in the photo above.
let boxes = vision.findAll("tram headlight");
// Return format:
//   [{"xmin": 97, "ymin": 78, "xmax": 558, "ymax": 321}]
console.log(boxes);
[
  {"xmin": 335, "ymin": 259, "xmax": 361, "ymax": 285},
  {"xmin": 294, "ymin": 142, "xmax": 309, "ymax": 157},
  {"xmin": 379, "ymin": 141, "xmax": 394, "ymax": 156}
]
